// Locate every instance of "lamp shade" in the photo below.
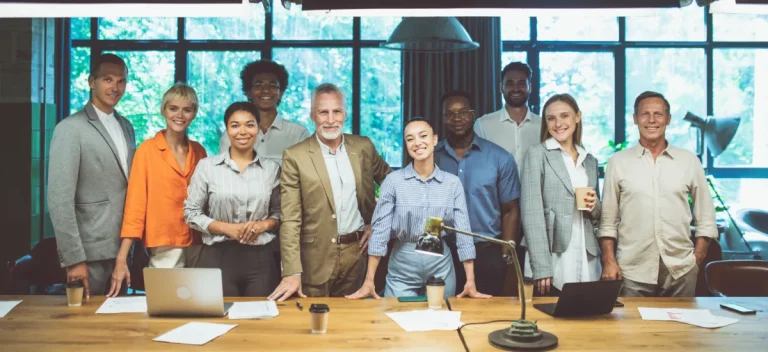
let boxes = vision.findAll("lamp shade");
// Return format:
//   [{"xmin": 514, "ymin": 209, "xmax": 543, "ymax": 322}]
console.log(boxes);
[
  {"xmin": 380, "ymin": 17, "xmax": 479, "ymax": 53},
  {"xmin": 414, "ymin": 233, "xmax": 444, "ymax": 257},
  {"xmin": 684, "ymin": 112, "xmax": 741, "ymax": 158}
]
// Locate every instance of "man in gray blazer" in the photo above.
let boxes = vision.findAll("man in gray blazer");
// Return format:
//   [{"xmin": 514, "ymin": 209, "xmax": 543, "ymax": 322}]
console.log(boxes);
[{"xmin": 48, "ymin": 54, "xmax": 136, "ymax": 298}]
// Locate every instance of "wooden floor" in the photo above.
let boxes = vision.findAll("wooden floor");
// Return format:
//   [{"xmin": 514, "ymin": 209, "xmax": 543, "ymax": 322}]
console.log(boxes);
[{"xmin": 0, "ymin": 295, "xmax": 765, "ymax": 351}]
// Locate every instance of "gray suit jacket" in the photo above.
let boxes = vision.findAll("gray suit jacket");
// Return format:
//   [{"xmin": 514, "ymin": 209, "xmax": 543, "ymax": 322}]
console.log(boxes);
[
  {"xmin": 48, "ymin": 104, "xmax": 136, "ymax": 267},
  {"xmin": 521, "ymin": 143, "xmax": 602, "ymax": 280}
]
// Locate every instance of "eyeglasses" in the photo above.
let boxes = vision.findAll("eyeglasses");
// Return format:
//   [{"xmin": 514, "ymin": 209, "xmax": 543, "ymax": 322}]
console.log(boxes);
[
  {"xmin": 251, "ymin": 82, "xmax": 281, "ymax": 91},
  {"xmin": 443, "ymin": 110, "xmax": 474, "ymax": 121}
]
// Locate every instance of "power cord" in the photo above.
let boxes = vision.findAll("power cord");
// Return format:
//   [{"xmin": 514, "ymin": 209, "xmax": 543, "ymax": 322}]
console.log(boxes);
[{"xmin": 456, "ymin": 320, "xmax": 514, "ymax": 352}]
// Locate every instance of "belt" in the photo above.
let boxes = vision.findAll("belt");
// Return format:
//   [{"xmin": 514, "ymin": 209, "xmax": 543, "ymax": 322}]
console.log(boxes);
[{"xmin": 335, "ymin": 231, "xmax": 363, "ymax": 245}]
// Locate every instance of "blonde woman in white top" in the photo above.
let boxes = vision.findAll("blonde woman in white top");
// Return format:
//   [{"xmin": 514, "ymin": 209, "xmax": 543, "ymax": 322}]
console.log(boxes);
[{"xmin": 521, "ymin": 93, "xmax": 602, "ymax": 296}]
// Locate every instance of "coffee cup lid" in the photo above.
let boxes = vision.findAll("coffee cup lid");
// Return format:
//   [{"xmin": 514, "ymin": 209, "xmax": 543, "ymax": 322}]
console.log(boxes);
[
  {"xmin": 66, "ymin": 279, "xmax": 84, "ymax": 288},
  {"xmin": 426, "ymin": 276, "xmax": 445, "ymax": 286},
  {"xmin": 309, "ymin": 303, "xmax": 330, "ymax": 313}
]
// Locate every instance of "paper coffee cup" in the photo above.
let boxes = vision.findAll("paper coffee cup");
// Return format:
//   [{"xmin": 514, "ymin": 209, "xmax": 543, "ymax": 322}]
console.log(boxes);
[
  {"xmin": 66, "ymin": 280, "xmax": 84, "ymax": 307},
  {"xmin": 520, "ymin": 278, "xmax": 534, "ymax": 303},
  {"xmin": 575, "ymin": 187, "xmax": 594, "ymax": 211},
  {"xmin": 426, "ymin": 276, "xmax": 445, "ymax": 309},
  {"xmin": 309, "ymin": 303, "xmax": 330, "ymax": 334}
]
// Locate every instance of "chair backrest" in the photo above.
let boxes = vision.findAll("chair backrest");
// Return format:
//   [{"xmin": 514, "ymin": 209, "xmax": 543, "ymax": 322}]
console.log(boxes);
[
  {"xmin": 705, "ymin": 260, "xmax": 768, "ymax": 297},
  {"xmin": 27, "ymin": 237, "xmax": 66, "ymax": 285},
  {"xmin": 695, "ymin": 239, "xmax": 722, "ymax": 296}
]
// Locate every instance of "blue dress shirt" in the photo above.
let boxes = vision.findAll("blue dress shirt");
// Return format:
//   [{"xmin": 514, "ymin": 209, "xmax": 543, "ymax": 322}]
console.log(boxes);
[
  {"xmin": 368, "ymin": 163, "xmax": 476, "ymax": 262},
  {"xmin": 435, "ymin": 135, "xmax": 521, "ymax": 242}
]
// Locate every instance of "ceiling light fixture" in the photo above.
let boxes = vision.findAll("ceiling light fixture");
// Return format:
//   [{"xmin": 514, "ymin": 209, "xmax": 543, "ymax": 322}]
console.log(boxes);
[
  {"xmin": 300, "ymin": 0, "xmax": 684, "ymax": 17},
  {"xmin": 380, "ymin": 17, "xmax": 479, "ymax": 53}
]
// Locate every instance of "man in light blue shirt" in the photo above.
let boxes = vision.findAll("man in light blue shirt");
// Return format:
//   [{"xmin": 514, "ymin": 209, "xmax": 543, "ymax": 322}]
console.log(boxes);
[{"xmin": 435, "ymin": 90, "xmax": 522, "ymax": 296}]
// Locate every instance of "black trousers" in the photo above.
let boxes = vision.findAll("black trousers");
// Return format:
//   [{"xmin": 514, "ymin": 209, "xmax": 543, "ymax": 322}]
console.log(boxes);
[
  {"xmin": 196, "ymin": 241, "xmax": 278, "ymax": 297},
  {"xmin": 446, "ymin": 235, "xmax": 527, "ymax": 296}
]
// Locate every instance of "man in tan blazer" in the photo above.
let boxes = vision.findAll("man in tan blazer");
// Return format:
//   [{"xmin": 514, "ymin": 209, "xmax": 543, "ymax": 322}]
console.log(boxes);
[{"xmin": 269, "ymin": 83, "xmax": 391, "ymax": 300}]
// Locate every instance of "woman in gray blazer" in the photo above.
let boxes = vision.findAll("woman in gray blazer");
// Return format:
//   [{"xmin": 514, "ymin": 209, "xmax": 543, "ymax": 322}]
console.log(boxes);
[{"xmin": 521, "ymin": 93, "xmax": 602, "ymax": 296}]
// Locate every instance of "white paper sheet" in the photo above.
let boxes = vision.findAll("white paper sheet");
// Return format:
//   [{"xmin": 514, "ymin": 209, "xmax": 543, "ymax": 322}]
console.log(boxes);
[
  {"xmin": 638, "ymin": 307, "xmax": 739, "ymax": 329},
  {"xmin": 386, "ymin": 310, "xmax": 463, "ymax": 332},
  {"xmin": 228, "ymin": 301, "xmax": 279, "ymax": 320},
  {"xmin": 0, "ymin": 300, "xmax": 23, "ymax": 318},
  {"xmin": 95, "ymin": 297, "xmax": 147, "ymax": 314},
  {"xmin": 154, "ymin": 322, "xmax": 238, "ymax": 346}
]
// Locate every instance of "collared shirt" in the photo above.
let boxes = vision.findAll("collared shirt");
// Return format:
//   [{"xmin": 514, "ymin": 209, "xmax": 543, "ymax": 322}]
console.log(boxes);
[
  {"xmin": 93, "ymin": 103, "xmax": 129, "ymax": 174},
  {"xmin": 546, "ymin": 138, "xmax": 599, "ymax": 289},
  {"xmin": 546, "ymin": 137, "xmax": 588, "ymax": 174},
  {"xmin": 474, "ymin": 107, "xmax": 541, "ymax": 168},
  {"xmin": 368, "ymin": 164, "xmax": 476, "ymax": 262},
  {"xmin": 184, "ymin": 150, "xmax": 281, "ymax": 246},
  {"xmin": 219, "ymin": 115, "xmax": 310, "ymax": 165},
  {"xmin": 598, "ymin": 143, "xmax": 718, "ymax": 284},
  {"xmin": 316, "ymin": 135, "xmax": 365, "ymax": 235},
  {"xmin": 434, "ymin": 134, "xmax": 520, "ymax": 242},
  {"xmin": 121, "ymin": 131, "xmax": 207, "ymax": 248}
]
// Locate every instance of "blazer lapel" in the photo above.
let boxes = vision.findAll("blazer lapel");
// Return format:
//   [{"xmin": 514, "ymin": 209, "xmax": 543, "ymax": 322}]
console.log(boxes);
[
  {"xmin": 85, "ymin": 104, "xmax": 127, "ymax": 181},
  {"xmin": 116, "ymin": 113, "xmax": 134, "ymax": 178},
  {"xmin": 544, "ymin": 149, "xmax": 574, "ymax": 196},
  {"xmin": 344, "ymin": 136, "xmax": 365, "ymax": 206},
  {"xmin": 584, "ymin": 155, "xmax": 598, "ymax": 190},
  {"xmin": 308, "ymin": 136, "xmax": 336, "ymax": 213}
]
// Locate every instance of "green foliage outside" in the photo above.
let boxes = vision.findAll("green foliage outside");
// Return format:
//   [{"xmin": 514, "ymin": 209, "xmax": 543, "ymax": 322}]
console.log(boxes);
[
  {"xmin": 69, "ymin": 10, "xmax": 767, "ymax": 174},
  {"xmin": 69, "ymin": 12, "xmax": 403, "ymax": 165}
]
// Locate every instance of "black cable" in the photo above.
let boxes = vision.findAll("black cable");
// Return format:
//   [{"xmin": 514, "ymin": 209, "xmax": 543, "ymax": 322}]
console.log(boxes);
[{"xmin": 456, "ymin": 320, "xmax": 515, "ymax": 352}]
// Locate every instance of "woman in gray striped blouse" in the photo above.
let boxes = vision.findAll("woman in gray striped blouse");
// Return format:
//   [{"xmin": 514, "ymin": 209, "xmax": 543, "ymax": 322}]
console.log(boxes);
[
  {"xmin": 184, "ymin": 102, "xmax": 281, "ymax": 297},
  {"xmin": 346, "ymin": 118, "xmax": 490, "ymax": 300}
]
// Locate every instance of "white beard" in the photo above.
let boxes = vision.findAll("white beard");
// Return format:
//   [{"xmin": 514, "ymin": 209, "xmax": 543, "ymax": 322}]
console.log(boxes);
[{"xmin": 319, "ymin": 128, "xmax": 342, "ymax": 140}]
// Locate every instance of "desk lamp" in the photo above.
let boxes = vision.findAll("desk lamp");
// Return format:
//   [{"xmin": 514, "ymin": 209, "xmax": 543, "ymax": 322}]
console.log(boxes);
[
  {"xmin": 683, "ymin": 111, "xmax": 740, "ymax": 161},
  {"xmin": 416, "ymin": 217, "xmax": 558, "ymax": 351}
]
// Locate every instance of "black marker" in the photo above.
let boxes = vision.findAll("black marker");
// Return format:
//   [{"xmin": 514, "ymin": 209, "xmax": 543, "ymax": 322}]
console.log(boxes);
[{"xmin": 296, "ymin": 301, "xmax": 303, "ymax": 311}]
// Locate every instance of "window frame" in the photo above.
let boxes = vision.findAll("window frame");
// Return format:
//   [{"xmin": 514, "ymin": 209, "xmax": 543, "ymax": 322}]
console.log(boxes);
[
  {"xmin": 62, "ymin": 14, "xmax": 396, "ymax": 146},
  {"xmin": 501, "ymin": 15, "xmax": 768, "ymax": 178}
]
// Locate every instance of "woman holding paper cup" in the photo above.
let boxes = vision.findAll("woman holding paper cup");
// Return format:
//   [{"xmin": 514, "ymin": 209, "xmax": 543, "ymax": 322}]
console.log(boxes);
[{"xmin": 521, "ymin": 93, "xmax": 601, "ymax": 296}]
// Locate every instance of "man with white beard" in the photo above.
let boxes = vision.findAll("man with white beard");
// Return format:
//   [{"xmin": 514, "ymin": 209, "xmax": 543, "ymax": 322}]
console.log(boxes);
[{"xmin": 268, "ymin": 83, "xmax": 392, "ymax": 300}]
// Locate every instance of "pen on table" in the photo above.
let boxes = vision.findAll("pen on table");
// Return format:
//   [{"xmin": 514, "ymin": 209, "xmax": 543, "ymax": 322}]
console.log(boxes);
[{"xmin": 296, "ymin": 301, "xmax": 303, "ymax": 311}]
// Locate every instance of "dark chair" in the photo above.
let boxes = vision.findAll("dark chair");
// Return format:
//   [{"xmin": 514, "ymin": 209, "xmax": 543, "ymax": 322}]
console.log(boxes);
[
  {"xmin": 705, "ymin": 260, "xmax": 768, "ymax": 297},
  {"xmin": 695, "ymin": 239, "xmax": 722, "ymax": 296},
  {"xmin": 8, "ymin": 238, "xmax": 66, "ymax": 294},
  {"xmin": 7, "ymin": 237, "xmax": 150, "ymax": 295}
]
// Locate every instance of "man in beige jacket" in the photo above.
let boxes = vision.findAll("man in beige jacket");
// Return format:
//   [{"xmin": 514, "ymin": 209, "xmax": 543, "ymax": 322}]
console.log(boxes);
[{"xmin": 269, "ymin": 83, "xmax": 391, "ymax": 300}]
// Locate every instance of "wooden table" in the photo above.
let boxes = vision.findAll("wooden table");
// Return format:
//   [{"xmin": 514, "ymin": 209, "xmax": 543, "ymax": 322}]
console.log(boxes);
[
  {"xmin": 0, "ymin": 295, "xmax": 460, "ymax": 351},
  {"xmin": 448, "ymin": 296, "xmax": 768, "ymax": 351},
  {"xmin": 2, "ymin": 295, "xmax": 766, "ymax": 351}
]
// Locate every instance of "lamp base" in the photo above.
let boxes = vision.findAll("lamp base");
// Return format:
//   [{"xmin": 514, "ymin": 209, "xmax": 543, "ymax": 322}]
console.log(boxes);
[{"xmin": 487, "ymin": 320, "xmax": 558, "ymax": 351}]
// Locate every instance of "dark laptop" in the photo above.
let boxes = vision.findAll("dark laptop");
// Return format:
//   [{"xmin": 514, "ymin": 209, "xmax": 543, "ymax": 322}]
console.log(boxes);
[{"xmin": 533, "ymin": 280, "xmax": 623, "ymax": 317}]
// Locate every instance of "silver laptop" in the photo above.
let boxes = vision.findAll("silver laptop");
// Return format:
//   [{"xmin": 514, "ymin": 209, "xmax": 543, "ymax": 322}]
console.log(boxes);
[{"xmin": 144, "ymin": 268, "xmax": 233, "ymax": 317}]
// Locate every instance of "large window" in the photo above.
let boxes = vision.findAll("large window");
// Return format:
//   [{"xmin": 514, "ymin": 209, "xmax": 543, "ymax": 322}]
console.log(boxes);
[
  {"xmin": 500, "ymin": 10, "xmax": 768, "ymax": 183},
  {"xmin": 68, "ymin": 7, "xmax": 403, "ymax": 165}
]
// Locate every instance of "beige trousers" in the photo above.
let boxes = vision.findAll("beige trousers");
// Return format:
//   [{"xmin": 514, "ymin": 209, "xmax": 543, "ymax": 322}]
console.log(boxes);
[{"xmin": 620, "ymin": 257, "xmax": 698, "ymax": 297}]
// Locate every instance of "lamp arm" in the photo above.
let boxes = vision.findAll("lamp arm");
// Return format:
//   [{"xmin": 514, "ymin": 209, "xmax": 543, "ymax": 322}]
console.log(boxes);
[
  {"xmin": 706, "ymin": 178, "xmax": 753, "ymax": 254},
  {"xmin": 442, "ymin": 225, "xmax": 526, "ymax": 321}
]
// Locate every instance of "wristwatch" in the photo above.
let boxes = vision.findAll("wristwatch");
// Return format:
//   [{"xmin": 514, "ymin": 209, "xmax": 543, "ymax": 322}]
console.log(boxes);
[{"xmin": 502, "ymin": 253, "xmax": 515, "ymax": 265}]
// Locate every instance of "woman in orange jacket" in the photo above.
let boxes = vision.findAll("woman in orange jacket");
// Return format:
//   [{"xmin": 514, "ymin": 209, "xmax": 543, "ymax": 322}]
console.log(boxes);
[{"xmin": 107, "ymin": 83, "xmax": 207, "ymax": 296}]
